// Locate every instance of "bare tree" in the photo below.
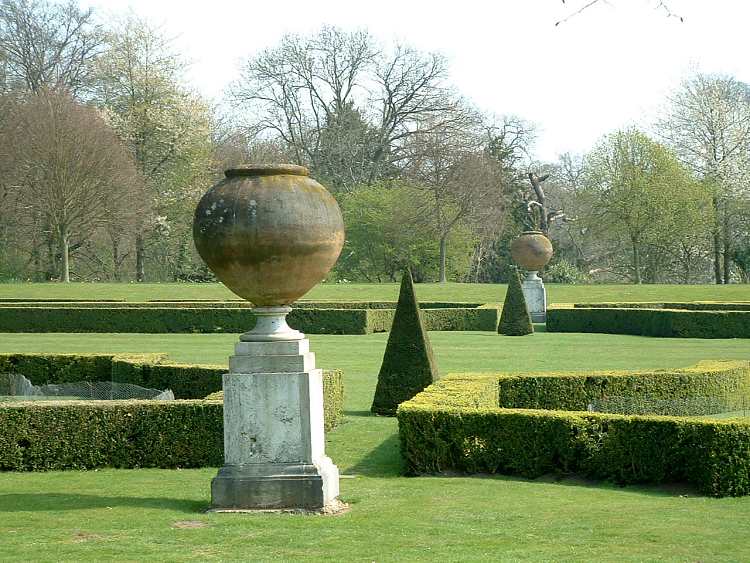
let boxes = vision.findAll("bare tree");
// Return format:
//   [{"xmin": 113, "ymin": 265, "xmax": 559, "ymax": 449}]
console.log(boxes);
[
  {"xmin": 404, "ymin": 113, "xmax": 504, "ymax": 283},
  {"xmin": 555, "ymin": 0, "xmax": 683, "ymax": 26},
  {"xmin": 658, "ymin": 73, "xmax": 750, "ymax": 283},
  {"xmin": 0, "ymin": 0, "xmax": 102, "ymax": 95},
  {"xmin": 230, "ymin": 26, "xmax": 466, "ymax": 192},
  {"xmin": 1, "ymin": 91, "xmax": 141, "ymax": 282}
]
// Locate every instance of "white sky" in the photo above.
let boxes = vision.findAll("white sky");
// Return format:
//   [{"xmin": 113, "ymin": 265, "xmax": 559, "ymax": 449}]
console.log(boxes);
[{"xmin": 81, "ymin": 0, "xmax": 750, "ymax": 162}]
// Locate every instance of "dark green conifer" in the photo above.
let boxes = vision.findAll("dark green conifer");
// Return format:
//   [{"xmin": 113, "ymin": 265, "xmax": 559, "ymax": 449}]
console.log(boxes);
[
  {"xmin": 498, "ymin": 267, "xmax": 533, "ymax": 336},
  {"xmin": 371, "ymin": 267, "xmax": 439, "ymax": 416}
]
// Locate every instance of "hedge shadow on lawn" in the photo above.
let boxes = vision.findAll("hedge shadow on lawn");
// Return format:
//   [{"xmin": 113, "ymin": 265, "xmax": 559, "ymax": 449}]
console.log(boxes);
[
  {"xmin": 0, "ymin": 493, "xmax": 204, "ymax": 513},
  {"xmin": 346, "ymin": 432, "xmax": 403, "ymax": 478}
]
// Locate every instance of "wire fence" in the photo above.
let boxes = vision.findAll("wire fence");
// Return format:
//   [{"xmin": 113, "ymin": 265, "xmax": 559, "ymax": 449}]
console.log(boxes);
[{"xmin": 0, "ymin": 373, "xmax": 174, "ymax": 401}]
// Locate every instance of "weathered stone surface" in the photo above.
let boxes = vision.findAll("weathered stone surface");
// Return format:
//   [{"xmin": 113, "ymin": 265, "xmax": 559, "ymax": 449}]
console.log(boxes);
[
  {"xmin": 522, "ymin": 274, "xmax": 547, "ymax": 323},
  {"xmin": 235, "ymin": 339, "xmax": 309, "ymax": 356},
  {"xmin": 210, "ymin": 458, "xmax": 339, "ymax": 511},
  {"xmin": 229, "ymin": 352, "xmax": 315, "ymax": 374},
  {"xmin": 211, "ymin": 337, "xmax": 339, "ymax": 511}
]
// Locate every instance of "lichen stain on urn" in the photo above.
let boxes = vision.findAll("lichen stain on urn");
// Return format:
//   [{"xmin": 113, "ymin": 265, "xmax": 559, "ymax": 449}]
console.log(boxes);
[{"xmin": 193, "ymin": 165, "xmax": 345, "ymax": 306}]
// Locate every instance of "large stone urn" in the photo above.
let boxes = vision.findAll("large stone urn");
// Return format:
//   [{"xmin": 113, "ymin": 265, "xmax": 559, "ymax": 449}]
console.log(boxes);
[
  {"xmin": 510, "ymin": 231, "xmax": 553, "ymax": 323},
  {"xmin": 194, "ymin": 164, "xmax": 344, "ymax": 511}
]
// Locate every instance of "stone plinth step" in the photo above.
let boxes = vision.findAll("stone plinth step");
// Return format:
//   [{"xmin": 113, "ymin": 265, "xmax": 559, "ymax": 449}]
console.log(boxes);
[{"xmin": 229, "ymin": 352, "xmax": 315, "ymax": 374}]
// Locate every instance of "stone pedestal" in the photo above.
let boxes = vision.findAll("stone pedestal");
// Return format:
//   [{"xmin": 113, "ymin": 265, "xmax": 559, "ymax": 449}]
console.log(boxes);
[
  {"xmin": 522, "ymin": 271, "xmax": 547, "ymax": 323},
  {"xmin": 210, "ymin": 337, "xmax": 339, "ymax": 511}
]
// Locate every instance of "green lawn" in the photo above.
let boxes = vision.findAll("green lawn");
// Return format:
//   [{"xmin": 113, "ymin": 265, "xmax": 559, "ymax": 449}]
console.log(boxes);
[
  {"xmin": 1, "ymin": 328, "xmax": 749, "ymax": 561},
  {"xmin": 1, "ymin": 281, "xmax": 749, "ymax": 303}
]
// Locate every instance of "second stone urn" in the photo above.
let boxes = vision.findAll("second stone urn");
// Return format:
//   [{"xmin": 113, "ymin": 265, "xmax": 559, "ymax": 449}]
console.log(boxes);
[
  {"xmin": 510, "ymin": 230, "xmax": 553, "ymax": 323},
  {"xmin": 193, "ymin": 164, "xmax": 344, "ymax": 512},
  {"xmin": 510, "ymin": 230, "xmax": 553, "ymax": 272}
]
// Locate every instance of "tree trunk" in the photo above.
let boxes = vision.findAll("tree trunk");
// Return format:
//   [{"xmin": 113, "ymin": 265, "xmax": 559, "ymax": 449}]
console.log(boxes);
[
  {"xmin": 60, "ymin": 229, "xmax": 70, "ymax": 283},
  {"xmin": 723, "ymin": 207, "xmax": 731, "ymax": 284},
  {"xmin": 631, "ymin": 238, "xmax": 641, "ymax": 284},
  {"xmin": 712, "ymin": 197, "xmax": 723, "ymax": 284},
  {"xmin": 112, "ymin": 238, "xmax": 121, "ymax": 281},
  {"xmin": 439, "ymin": 235, "xmax": 448, "ymax": 283},
  {"xmin": 135, "ymin": 233, "xmax": 145, "ymax": 282}
]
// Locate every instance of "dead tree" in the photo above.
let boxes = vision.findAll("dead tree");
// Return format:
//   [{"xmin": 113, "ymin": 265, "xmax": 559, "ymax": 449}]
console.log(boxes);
[{"xmin": 525, "ymin": 172, "xmax": 566, "ymax": 236}]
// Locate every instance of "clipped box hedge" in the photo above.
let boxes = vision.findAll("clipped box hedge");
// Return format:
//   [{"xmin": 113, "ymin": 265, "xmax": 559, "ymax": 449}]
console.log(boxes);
[
  {"xmin": 496, "ymin": 361, "xmax": 750, "ymax": 414},
  {"xmin": 397, "ymin": 361, "xmax": 750, "ymax": 497},
  {"xmin": 0, "ymin": 400, "xmax": 224, "ymax": 471},
  {"xmin": 573, "ymin": 302, "xmax": 750, "ymax": 311},
  {"xmin": 0, "ymin": 306, "xmax": 370, "ymax": 334},
  {"xmin": 0, "ymin": 304, "xmax": 498, "ymax": 334},
  {"xmin": 0, "ymin": 354, "xmax": 343, "ymax": 471},
  {"xmin": 547, "ymin": 307, "xmax": 750, "ymax": 338}
]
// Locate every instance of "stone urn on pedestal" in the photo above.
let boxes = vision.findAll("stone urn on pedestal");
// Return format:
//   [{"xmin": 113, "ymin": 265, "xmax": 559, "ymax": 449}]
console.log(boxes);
[
  {"xmin": 193, "ymin": 164, "xmax": 344, "ymax": 511},
  {"xmin": 510, "ymin": 230, "xmax": 553, "ymax": 322}
]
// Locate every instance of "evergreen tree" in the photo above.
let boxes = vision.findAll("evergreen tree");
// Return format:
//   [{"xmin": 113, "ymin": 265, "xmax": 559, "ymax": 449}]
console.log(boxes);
[
  {"xmin": 498, "ymin": 268, "xmax": 533, "ymax": 336},
  {"xmin": 371, "ymin": 268, "xmax": 439, "ymax": 415}
]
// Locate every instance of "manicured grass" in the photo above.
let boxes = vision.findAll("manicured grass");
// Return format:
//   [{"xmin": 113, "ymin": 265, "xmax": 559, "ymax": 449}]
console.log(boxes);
[
  {"xmin": 1, "ymin": 281, "xmax": 749, "ymax": 304},
  {"xmin": 1, "ymin": 329, "xmax": 749, "ymax": 560}
]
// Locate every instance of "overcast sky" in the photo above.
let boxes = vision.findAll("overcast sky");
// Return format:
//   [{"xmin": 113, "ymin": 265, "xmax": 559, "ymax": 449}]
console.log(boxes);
[{"xmin": 80, "ymin": 0, "xmax": 750, "ymax": 162}]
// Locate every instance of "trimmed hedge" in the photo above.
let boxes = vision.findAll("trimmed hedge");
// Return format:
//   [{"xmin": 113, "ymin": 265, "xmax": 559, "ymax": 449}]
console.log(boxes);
[
  {"xmin": 0, "ymin": 305, "xmax": 498, "ymax": 334},
  {"xmin": 398, "ymin": 404, "xmax": 750, "ymax": 496},
  {"xmin": 496, "ymin": 361, "xmax": 750, "ymax": 414},
  {"xmin": 498, "ymin": 269, "xmax": 532, "ymax": 336},
  {"xmin": 547, "ymin": 307, "xmax": 750, "ymax": 338},
  {"xmin": 0, "ymin": 400, "xmax": 224, "ymax": 471},
  {"xmin": 0, "ymin": 300, "xmax": 482, "ymax": 309},
  {"xmin": 574, "ymin": 302, "xmax": 750, "ymax": 311},
  {"xmin": 0, "ymin": 353, "xmax": 344, "ymax": 431},
  {"xmin": 397, "ymin": 362, "xmax": 750, "ymax": 496},
  {"xmin": 294, "ymin": 301, "xmax": 484, "ymax": 310},
  {"xmin": 371, "ymin": 268, "xmax": 438, "ymax": 416},
  {"xmin": 0, "ymin": 306, "xmax": 368, "ymax": 334}
]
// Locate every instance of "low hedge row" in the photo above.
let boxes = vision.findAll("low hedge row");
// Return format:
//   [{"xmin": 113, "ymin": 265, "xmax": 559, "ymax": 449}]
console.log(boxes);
[
  {"xmin": 547, "ymin": 307, "xmax": 750, "ymax": 338},
  {"xmin": 397, "ymin": 362, "xmax": 750, "ymax": 496},
  {"xmin": 398, "ymin": 404, "xmax": 750, "ymax": 497},
  {"xmin": 496, "ymin": 361, "xmax": 750, "ymax": 415},
  {"xmin": 0, "ymin": 307, "xmax": 367, "ymax": 334},
  {"xmin": 0, "ymin": 353, "xmax": 343, "ymax": 430},
  {"xmin": 0, "ymin": 298, "xmax": 125, "ymax": 303},
  {"xmin": 0, "ymin": 300, "xmax": 483, "ymax": 310},
  {"xmin": 0, "ymin": 306, "xmax": 498, "ymax": 334},
  {"xmin": 0, "ymin": 400, "xmax": 224, "ymax": 471},
  {"xmin": 294, "ymin": 301, "xmax": 483, "ymax": 310},
  {"xmin": 573, "ymin": 302, "xmax": 750, "ymax": 311}
]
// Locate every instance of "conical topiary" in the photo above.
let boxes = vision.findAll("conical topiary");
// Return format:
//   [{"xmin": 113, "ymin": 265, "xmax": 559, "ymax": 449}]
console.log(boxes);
[
  {"xmin": 498, "ymin": 267, "xmax": 533, "ymax": 336},
  {"xmin": 371, "ymin": 267, "xmax": 439, "ymax": 416}
]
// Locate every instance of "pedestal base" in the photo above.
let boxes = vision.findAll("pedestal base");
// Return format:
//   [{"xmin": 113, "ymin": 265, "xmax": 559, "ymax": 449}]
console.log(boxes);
[
  {"xmin": 522, "ymin": 272, "xmax": 547, "ymax": 323},
  {"xmin": 210, "ymin": 336, "xmax": 340, "ymax": 512},
  {"xmin": 210, "ymin": 458, "xmax": 340, "ymax": 511}
]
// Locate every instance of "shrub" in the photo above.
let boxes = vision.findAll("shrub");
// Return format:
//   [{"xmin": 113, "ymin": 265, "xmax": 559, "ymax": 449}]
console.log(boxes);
[
  {"xmin": 371, "ymin": 268, "xmax": 439, "ymax": 416},
  {"xmin": 498, "ymin": 268, "xmax": 532, "ymax": 336},
  {"xmin": 399, "ymin": 403, "xmax": 750, "ymax": 496},
  {"xmin": 0, "ymin": 353, "xmax": 344, "ymax": 432},
  {"xmin": 397, "ymin": 361, "xmax": 750, "ymax": 496},
  {"xmin": 544, "ymin": 260, "xmax": 588, "ymax": 284},
  {"xmin": 0, "ymin": 400, "xmax": 224, "ymax": 471},
  {"xmin": 547, "ymin": 307, "xmax": 750, "ymax": 338},
  {"xmin": 0, "ymin": 303, "xmax": 496, "ymax": 334},
  {"xmin": 495, "ymin": 361, "xmax": 750, "ymax": 414}
]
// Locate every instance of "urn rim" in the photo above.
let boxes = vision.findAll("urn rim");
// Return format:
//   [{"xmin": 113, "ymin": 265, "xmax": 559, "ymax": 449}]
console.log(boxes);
[{"xmin": 225, "ymin": 164, "xmax": 309, "ymax": 178}]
